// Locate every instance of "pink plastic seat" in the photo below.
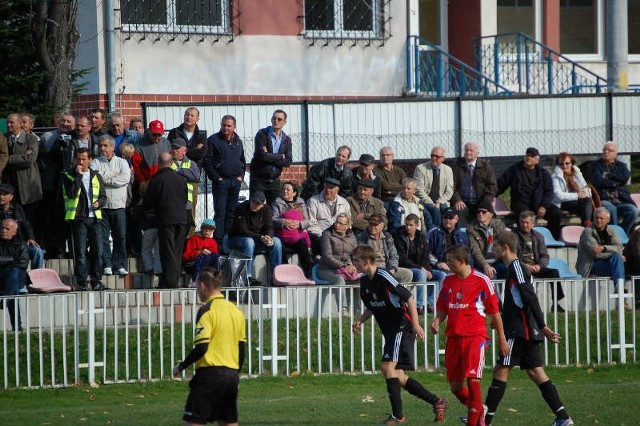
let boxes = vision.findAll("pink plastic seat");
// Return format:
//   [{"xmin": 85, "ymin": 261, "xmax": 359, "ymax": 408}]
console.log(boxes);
[
  {"xmin": 560, "ymin": 225, "xmax": 585, "ymax": 247},
  {"xmin": 28, "ymin": 268, "xmax": 71, "ymax": 293},
  {"xmin": 272, "ymin": 264, "xmax": 315, "ymax": 286},
  {"xmin": 492, "ymin": 198, "xmax": 514, "ymax": 217},
  {"xmin": 630, "ymin": 193, "xmax": 640, "ymax": 208}
]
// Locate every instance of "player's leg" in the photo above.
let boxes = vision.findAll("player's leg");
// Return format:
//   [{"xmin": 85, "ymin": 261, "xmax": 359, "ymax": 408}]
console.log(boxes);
[
  {"xmin": 397, "ymin": 369, "xmax": 448, "ymax": 422},
  {"xmin": 466, "ymin": 377, "xmax": 484, "ymax": 426},
  {"xmin": 526, "ymin": 364, "xmax": 572, "ymax": 424},
  {"xmin": 463, "ymin": 336, "xmax": 490, "ymax": 426},
  {"xmin": 483, "ymin": 365, "xmax": 511, "ymax": 425},
  {"xmin": 381, "ymin": 361, "xmax": 404, "ymax": 423},
  {"xmin": 445, "ymin": 337, "xmax": 469, "ymax": 405}
]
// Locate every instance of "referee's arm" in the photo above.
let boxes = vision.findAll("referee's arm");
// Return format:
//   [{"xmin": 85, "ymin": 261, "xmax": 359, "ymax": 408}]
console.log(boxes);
[{"xmin": 173, "ymin": 343, "xmax": 208, "ymax": 375}]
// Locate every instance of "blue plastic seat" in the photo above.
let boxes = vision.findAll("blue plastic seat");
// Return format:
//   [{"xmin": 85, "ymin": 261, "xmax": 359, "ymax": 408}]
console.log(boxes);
[
  {"xmin": 533, "ymin": 226, "xmax": 565, "ymax": 247},
  {"xmin": 609, "ymin": 224, "xmax": 629, "ymax": 245},
  {"xmin": 547, "ymin": 258, "xmax": 581, "ymax": 278}
]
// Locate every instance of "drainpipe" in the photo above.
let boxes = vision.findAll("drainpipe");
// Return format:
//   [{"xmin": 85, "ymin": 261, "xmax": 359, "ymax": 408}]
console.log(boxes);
[
  {"xmin": 105, "ymin": 0, "xmax": 117, "ymax": 112},
  {"xmin": 607, "ymin": 0, "xmax": 628, "ymax": 91}
]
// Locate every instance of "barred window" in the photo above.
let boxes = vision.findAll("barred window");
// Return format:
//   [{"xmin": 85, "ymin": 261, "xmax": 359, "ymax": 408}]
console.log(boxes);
[
  {"xmin": 121, "ymin": 0, "xmax": 232, "ymax": 39},
  {"xmin": 304, "ymin": 0, "xmax": 390, "ymax": 44}
]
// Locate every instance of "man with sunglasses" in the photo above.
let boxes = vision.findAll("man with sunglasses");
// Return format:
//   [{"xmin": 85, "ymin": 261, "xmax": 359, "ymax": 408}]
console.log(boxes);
[
  {"xmin": 497, "ymin": 147, "xmax": 562, "ymax": 239},
  {"xmin": 414, "ymin": 146, "xmax": 454, "ymax": 231},
  {"xmin": 467, "ymin": 200, "xmax": 508, "ymax": 280},
  {"xmin": 250, "ymin": 110, "xmax": 292, "ymax": 204}
]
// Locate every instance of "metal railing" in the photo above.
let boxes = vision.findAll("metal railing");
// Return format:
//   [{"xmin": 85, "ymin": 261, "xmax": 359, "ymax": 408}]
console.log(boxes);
[
  {"xmin": 474, "ymin": 32, "xmax": 607, "ymax": 95},
  {"xmin": 406, "ymin": 36, "xmax": 514, "ymax": 97},
  {"xmin": 1, "ymin": 278, "xmax": 637, "ymax": 389}
]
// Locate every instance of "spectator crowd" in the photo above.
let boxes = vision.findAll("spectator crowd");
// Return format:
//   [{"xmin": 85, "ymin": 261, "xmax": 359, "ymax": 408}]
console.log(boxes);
[{"xmin": 2, "ymin": 107, "xmax": 640, "ymax": 331}]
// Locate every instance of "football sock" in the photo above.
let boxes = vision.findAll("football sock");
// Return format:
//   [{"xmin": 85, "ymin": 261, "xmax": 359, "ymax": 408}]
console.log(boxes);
[
  {"xmin": 539, "ymin": 380, "xmax": 569, "ymax": 420},
  {"xmin": 404, "ymin": 377, "xmax": 439, "ymax": 405},
  {"xmin": 453, "ymin": 386, "xmax": 469, "ymax": 405},
  {"xmin": 484, "ymin": 378, "xmax": 507, "ymax": 424},
  {"xmin": 386, "ymin": 378, "xmax": 403, "ymax": 419},
  {"xmin": 467, "ymin": 379, "xmax": 483, "ymax": 426}
]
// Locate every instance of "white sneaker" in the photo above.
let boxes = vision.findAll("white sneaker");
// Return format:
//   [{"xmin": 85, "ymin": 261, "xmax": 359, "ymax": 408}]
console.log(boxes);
[
  {"xmin": 103, "ymin": 267, "xmax": 113, "ymax": 275},
  {"xmin": 116, "ymin": 268, "xmax": 129, "ymax": 276}
]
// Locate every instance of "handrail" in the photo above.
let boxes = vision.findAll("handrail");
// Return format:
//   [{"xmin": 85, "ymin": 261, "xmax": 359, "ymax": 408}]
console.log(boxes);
[
  {"xmin": 474, "ymin": 32, "xmax": 607, "ymax": 95},
  {"xmin": 407, "ymin": 35, "xmax": 513, "ymax": 97}
]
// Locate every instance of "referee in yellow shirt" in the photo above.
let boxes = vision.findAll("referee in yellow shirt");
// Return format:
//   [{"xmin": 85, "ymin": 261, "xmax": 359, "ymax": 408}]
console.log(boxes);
[{"xmin": 173, "ymin": 268, "xmax": 247, "ymax": 425}]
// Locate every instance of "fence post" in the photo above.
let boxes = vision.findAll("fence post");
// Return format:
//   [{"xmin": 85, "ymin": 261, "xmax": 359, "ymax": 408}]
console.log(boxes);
[
  {"xmin": 610, "ymin": 279, "xmax": 635, "ymax": 363},
  {"xmin": 87, "ymin": 292, "xmax": 96, "ymax": 385},
  {"xmin": 262, "ymin": 287, "xmax": 288, "ymax": 375}
]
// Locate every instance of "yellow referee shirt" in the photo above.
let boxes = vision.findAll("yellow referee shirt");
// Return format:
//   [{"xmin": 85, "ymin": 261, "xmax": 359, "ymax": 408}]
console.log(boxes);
[{"xmin": 194, "ymin": 294, "xmax": 247, "ymax": 370}]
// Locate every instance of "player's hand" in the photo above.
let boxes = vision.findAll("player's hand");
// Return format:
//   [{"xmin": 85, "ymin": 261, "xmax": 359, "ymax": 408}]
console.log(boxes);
[
  {"xmin": 352, "ymin": 320, "xmax": 362, "ymax": 334},
  {"xmin": 542, "ymin": 326, "xmax": 561, "ymax": 344},
  {"xmin": 498, "ymin": 338, "xmax": 510, "ymax": 357},
  {"xmin": 483, "ymin": 265, "xmax": 496, "ymax": 279},
  {"xmin": 430, "ymin": 319, "xmax": 440, "ymax": 335},
  {"xmin": 173, "ymin": 364, "xmax": 182, "ymax": 377},
  {"xmin": 414, "ymin": 324, "xmax": 425, "ymax": 341}
]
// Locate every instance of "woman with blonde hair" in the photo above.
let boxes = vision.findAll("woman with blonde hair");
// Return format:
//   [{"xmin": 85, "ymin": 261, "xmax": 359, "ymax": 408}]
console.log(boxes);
[{"xmin": 551, "ymin": 152, "xmax": 593, "ymax": 226}]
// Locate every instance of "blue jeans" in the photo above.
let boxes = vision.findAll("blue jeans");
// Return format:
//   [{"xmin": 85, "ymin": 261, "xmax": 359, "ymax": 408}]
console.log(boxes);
[
  {"xmin": 228, "ymin": 236, "xmax": 282, "ymax": 279},
  {"xmin": 71, "ymin": 217, "xmax": 103, "ymax": 287},
  {"xmin": 600, "ymin": 200, "xmax": 639, "ymax": 236},
  {"xmin": 101, "ymin": 208, "xmax": 127, "ymax": 270},
  {"xmin": 423, "ymin": 203, "xmax": 449, "ymax": 231},
  {"xmin": 213, "ymin": 178, "xmax": 241, "ymax": 244},
  {"xmin": 410, "ymin": 268, "xmax": 447, "ymax": 308},
  {"xmin": 28, "ymin": 245, "xmax": 45, "ymax": 269},
  {"xmin": 0, "ymin": 268, "xmax": 26, "ymax": 330},
  {"xmin": 591, "ymin": 252, "xmax": 625, "ymax": 282}
]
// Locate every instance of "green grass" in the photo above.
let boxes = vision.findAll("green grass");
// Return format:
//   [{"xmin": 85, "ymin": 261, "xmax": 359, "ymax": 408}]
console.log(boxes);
[{"xmin": 1, "ymin": 364, "xmax": 639, "ymax": 425}]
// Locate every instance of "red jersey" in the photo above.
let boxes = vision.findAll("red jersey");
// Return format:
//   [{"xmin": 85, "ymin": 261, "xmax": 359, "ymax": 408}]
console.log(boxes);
[{"xmin": 436, "ymin": 269, "xmax": 500, "ymax": 338}]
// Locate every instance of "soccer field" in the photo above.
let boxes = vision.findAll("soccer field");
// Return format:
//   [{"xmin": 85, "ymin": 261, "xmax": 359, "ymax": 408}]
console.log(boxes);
[{"xmin": 2, "ymin": 364, "xmax": 639, "ymax": 425}]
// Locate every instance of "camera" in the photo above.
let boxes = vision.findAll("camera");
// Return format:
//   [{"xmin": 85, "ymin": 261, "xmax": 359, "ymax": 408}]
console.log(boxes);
[{"xmin": 58, "ymin": 133, "xmax": 72, "ymax": 148}]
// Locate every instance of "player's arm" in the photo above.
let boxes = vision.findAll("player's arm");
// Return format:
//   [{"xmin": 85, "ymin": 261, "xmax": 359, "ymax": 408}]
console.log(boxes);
[
  {"xmin": 238, "ymin": 340, "xmax": 246, "ymax": 372},
  {"xmin": 430, "ymin": 311, "xmax": 447, "ymax": 334},
  {"xmin": 513, "ymin": 270, "xmax": 547, "ymax": 330},
  {"xmin": 489, "ymin": 312, "xmax": 510, "ymax": 357},
  {"xmin": 173, "ymin": 343, "xmax": 208, "ymax": 376},
  {"xmin": 352, "ymin": 308, "xmax": 373, "ymax": 334},
  {"xmin": 406, "ymin": 295, "xmax": 425, "ymax": 340}
]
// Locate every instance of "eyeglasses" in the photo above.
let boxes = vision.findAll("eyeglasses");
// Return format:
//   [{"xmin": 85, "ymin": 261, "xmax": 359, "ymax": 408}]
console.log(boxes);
[
  {"xmin": 561, "ymin": 161, "xmax": 572, "ymax": 165},
  {"xmin": 430, "ymin": 154, "xmax": 444, "ymax": 159},
  {"xmin": 477, "ymin": 210, "xmax": 490, "ymax": 214},
  {"xmin": 271, "ymin": 117, "xmax": 285, "ymax": 122}
]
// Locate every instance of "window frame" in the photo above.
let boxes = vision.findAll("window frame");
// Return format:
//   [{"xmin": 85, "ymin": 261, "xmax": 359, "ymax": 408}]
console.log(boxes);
[
  {"xmin": 303, "ymin": 0, "xmax": 386, "ymax": 41},
  {"xmin": 120, "ymin": 0, "xmax": 232, "ymax": 36}
]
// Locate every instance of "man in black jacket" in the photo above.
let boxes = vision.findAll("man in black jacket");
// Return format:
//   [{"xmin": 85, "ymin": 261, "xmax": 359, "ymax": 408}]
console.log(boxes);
[
  {"xmin": 484, "ymin": 231, "xmax": 573, "ymax": 426},
  {"xmin": 168, "ymin": 107, "xmax": 208, "ymax": 166},
  {"xmin": 301, "ymin": 145, "xmax": 353, "ymax": 200},
  {"xmin": 0, "ymin": 218, "xmax": 28, "ymax": 332},
  {"xmin": 228, "ymin": 191, "xmax": 282, "ymax": 285},
  {"xmin": 497, "ymin": 147, "xmax": 562, "ymax": 239},
  {"xmin": 202, "ymin": 115, "xmax": 246, "ymax": 246},
  {"xmin": 143, "ymin": 152, "xmax": 189, "ymax": 288},
  {"xmin": 250, "ymin": 109, "xmax": 292, "ymax": 204}
]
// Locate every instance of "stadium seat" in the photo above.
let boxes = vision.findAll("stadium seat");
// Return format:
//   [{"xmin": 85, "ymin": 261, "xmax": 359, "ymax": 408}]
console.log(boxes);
[
  {"xmin": 272, "ymin": 264, "xmax": 315, "ymax": 286},
  {"xmin": 311, "ymin": 264, "xmax": 331, "ymax": 285},
  {"xmin": 492, "ymin": 198, "xmax": 513, "ymax": 217},
  {"xmin": 27, "ymin": 268, "xmax": 71, "ymax": 293},
  {"xmin": 609, "ymin": 224, "xmax": 629, "ymax": 245},
  {"xmin": 630, "ymin": 193, "xmax": 640, "ymax": 208},
  {"xmin": 547, "ymin": 258, "xmax": 581, "ymax": 278},
  {"xmin": 533, "ymin": 226, "xmax": 565, "ymax": 247},
  {"xmin": 560, "ymin": 225, "xmax": 584, "ymax": 247}
]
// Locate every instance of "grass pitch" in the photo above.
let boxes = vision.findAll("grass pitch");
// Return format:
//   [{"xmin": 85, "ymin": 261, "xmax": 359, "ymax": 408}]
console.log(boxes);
[{"xmin": 1, "ymin": 364, "xmax": 639, "ymax": 425}]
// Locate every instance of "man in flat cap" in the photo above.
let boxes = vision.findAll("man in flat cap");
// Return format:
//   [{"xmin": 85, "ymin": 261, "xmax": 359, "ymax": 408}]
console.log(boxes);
[
  {"xmin": 301, "ymin": 146, "xmax": 353, "ymax": 200},
  {"xmin": 347, "ymin": 178, "xmax": 386, "ymax": 239},
  {"xmin": 467, "ymin": 200, "xmax": 509, "ymax": 279},
  {"xmin": 497, "ymin": 147, "xmax": 562, "ymax": 239},
  {"xmin": 351, "ymin": 154, "xmax": 382, "ymax": 199}
]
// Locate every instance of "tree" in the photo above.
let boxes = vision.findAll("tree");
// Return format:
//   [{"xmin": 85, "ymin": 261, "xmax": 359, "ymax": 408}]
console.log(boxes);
[{"xmin": 32, "ymin": 0, "xmax": 79, "ymax": 113}]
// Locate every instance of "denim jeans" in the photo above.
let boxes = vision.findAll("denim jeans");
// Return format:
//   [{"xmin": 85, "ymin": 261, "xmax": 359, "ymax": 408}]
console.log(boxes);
[
  {"xmin": 141, "ymin": 228, "xmax": 162, "ymax": 274},
  {"xmin": 0, "ymin": 267, "xmax": 26, "ymax": 330},
  {"xmin": 411, "ymin": 268, "xmax": 447, "ymax": 308},
  {"xmin": 228, "ymin": 236, "xmax": 282, "ymax": 279},
  {"xmin": 100, "ymin": 208, "xmax": 127, "ymax": 270},
  {"xmin": 423, "ymin": 203, "xmax": 449, "ymax": 232},
  {"xmin": 591, "ymin": 252, "xmax": 625, "ymax": 282},
  {"xmin": 601, "ymin": 200, "xmax": 640, "ymax": 236},
  {"xmin": 71, "ymin": 217, "xmax": 103, "ymax": 286},
  {"xmin": 28, "ymin": 245, "xmax": 45, "ymax": 269},
  {"xmin": 213, "ymin": 177, "xmax": 241, "ymax": 244}
]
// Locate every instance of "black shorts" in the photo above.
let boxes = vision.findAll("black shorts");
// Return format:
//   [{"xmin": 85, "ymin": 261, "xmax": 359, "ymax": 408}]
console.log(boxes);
[
  {"xmin": 183, "ymin": 367, "xmax": 240, "ymax": 424},
  {"xmin": 497, "ymin": 337, "xmax": 544, "ymax": 370},
  {"xmin": 382, "ymin": 329, "xmax": 415, "ymax": 371}
]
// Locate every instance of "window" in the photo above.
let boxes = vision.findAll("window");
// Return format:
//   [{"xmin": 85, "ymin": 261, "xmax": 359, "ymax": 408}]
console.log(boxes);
[
  {"xmin": 560, "ymin": 0, "xmax": 597, "ymax": 54},
  {"xmin": 304, "ymin": 0, "xmax": 390, "ymax": 43},
  {"xmin": 497, "ymin": 0, "xmax": 535, "ymax": 37},
  {"xmin": 630, "ymin": 0, "xmax": 640, "ymax": 54},
  {"xmin": 121, "ymin": 0, "xmax": 231, "ymax": 39}
]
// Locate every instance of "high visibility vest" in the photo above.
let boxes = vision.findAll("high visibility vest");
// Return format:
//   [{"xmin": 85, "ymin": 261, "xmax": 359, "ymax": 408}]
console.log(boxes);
[
  {"xmin": 170, "ymin": 159, "xmax": 194, "ymax": 203},
  {"xmin": 63, "ymin": 172, "xmax": 103, "ymax": 220}
]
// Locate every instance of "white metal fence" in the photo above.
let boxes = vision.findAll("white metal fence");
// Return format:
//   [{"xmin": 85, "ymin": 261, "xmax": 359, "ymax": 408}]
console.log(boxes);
[{"xmin": 1, "ymin": 278, "xmax": 637, "ymax": 389}]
